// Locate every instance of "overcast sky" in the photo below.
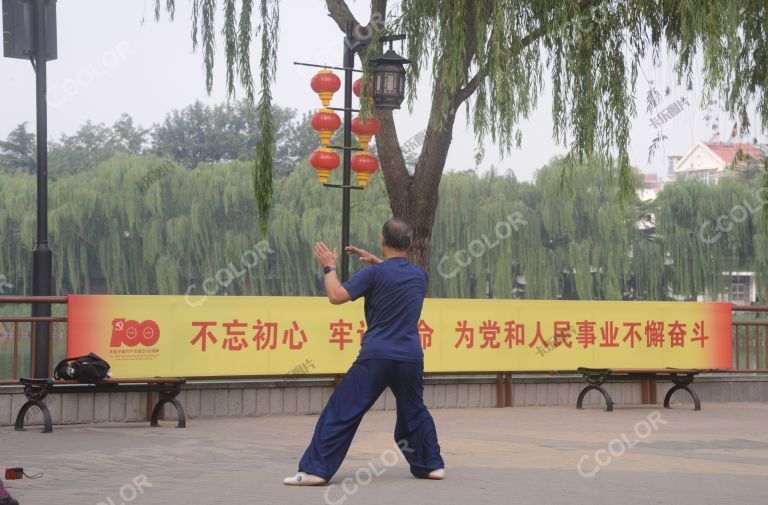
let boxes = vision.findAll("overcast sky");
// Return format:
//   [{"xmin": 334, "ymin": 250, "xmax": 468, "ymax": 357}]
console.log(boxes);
[{"xmin": 1, "ymin": 0, "xmax": 764, "ymax": 181}]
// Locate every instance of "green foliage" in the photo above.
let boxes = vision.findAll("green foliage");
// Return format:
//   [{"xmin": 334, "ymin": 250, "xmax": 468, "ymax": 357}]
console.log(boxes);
[
  {"xmin": 154, "ymin": 0, "xmax": 280, "ymax": 236},
  {"xmin": 0, "ymin": 155, "xmax": 764, "ymax": 301},
  {"xmin": 161, "ymin": 0, "xmax": 768, "ymax": 233},
  {"xmin": 253, "ymin": 0, "xmax": 280, "ymax": 237},
  {"xmin": 151, "ymin": 101, "xmax": 313, "ymax": 173},
  {"xmin": 394, "ymin": 0, "xmax": 768, "ymax": 200},
  {"xmin": 656, "ymin": 177, "xmax": 768, "ymax": 301},
  {"xmin": 1, "ymin": 104, "xmax": 316, "ymax": 178},
  {"xmin": 0, "ymin": 123, "xmax": 36, "ymax": 175},
  {"xmin": 429, "ymin": 161, "xmax": 641, "ymax": 299},
  {"xmin": 0, "ymin": 154, "xmax": 388, "ymax": 296},
  {"xmin": 48, "ymin": 116, "xmax": 149, "ymax": 177}
]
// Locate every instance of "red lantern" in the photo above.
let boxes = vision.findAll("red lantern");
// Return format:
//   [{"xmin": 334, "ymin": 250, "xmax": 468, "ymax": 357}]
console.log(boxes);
[
  {"xmin": 351, "ymin": 116, "xmax": 380, "ymax": 150},
  {"xmin": 310, "ymin": 147, "xmax": 340, "ymax": 183},
  {"xmin": 351, "ymin": 152, "xmax": 379, "ymax": 187},
  {"xmin": 311, "ymin": 108, "xmax": 341, "ymax": 145},
  {"xmin": 311, "ymin": 70, "xmax": 341, "ymax": 106},
  {"xmin": 353, "ymin": 77, "xmax": 374, "ymax": 106}
]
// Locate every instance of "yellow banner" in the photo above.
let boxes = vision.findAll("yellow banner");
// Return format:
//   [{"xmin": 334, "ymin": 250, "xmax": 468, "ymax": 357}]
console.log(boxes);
[{"xmin": 67, "ymin": 295, "xmax": 732, "ymax": 377}]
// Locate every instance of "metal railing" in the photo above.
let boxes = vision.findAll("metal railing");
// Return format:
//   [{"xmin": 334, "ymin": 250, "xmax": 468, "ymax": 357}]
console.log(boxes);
[
  {"xmin": 0, "ymin": 296, "xmax": 68, "ymax": 380},
  {"xmin": 731, "ymin": 305, "xmax": 768, "ymax": 370}
]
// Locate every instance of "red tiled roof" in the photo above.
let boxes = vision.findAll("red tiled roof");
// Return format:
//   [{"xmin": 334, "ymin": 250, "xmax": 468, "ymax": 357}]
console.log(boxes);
[
  {"xmin": 642, "ymin": 173, "xmax": 662, "ymax": 190},
  {"xmin": 704, "ymin": 142, "xmax": 765, "ymax": 165}
]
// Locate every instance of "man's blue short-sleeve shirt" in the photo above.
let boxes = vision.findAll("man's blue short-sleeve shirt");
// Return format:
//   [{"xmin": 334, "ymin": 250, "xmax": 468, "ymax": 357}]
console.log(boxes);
[{"xmin": 342, "ymin": 257, "xmax": 427, "ymax": 362}]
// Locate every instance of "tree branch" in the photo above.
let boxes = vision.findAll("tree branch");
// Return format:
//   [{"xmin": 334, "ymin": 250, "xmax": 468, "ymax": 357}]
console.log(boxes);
[
  {"xmin": 453, "ymin": 0, "xmax": 600, "ymax": 108},
  {"xmin": 325, "ymin": 0, "xmax": 360, "ymax": 33},
  {"xmin": 371, "ymin": 0, "xmax": 386, "ymax": 21}
]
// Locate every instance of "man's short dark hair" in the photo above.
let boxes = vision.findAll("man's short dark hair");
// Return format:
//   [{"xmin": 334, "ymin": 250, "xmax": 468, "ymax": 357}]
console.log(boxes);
[{"xmin": 382, "ymin": 218, "xmax": 413, "ymax": 251}]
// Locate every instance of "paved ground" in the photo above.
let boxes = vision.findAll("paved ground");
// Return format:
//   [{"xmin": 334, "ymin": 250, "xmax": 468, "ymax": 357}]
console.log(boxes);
[{"xmin": 2, "ymin": 403, "xmax": 767, "ymax": 505}]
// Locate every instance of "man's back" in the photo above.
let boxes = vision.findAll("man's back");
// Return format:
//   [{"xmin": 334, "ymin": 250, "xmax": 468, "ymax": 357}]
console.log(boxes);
[
  {"xmin": 342, "ymin": 257, "xmax": 427, "ymax": 362},
  {"xmin": 287, "ymin": 221, "xmax": 444, "ymax": 486}
]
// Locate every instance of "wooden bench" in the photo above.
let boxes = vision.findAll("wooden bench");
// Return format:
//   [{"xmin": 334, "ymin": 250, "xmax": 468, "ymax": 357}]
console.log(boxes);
[
  {"xmin": 14, "ymin": 377, "xmax": 187, "ymax": 433},
  {"xmin": 576, "ymin": 367, "xmax": 702, "ymax": 412}
]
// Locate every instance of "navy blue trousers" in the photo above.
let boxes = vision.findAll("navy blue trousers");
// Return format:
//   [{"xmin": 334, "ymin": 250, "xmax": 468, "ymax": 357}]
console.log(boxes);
[{"xmin": 299, "ymin": 358, "xmax": 444, "ymax": 481}]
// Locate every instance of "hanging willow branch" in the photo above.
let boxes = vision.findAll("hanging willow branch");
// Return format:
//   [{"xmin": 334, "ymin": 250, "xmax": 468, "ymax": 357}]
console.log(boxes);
[
  {"xmin": 1, "ymin": 155, "xmax": 765, "ymax": 301},
  {"xmin": 253, "ymin": 0, "xmax": 279, "ymax": 236},
  {"xmin": 157, "ymin": 0, "xmax": 768, "ymax": 237},
  {"xmin": 154, "ymin": 0, "xmax": 279, "ymax": 236}
]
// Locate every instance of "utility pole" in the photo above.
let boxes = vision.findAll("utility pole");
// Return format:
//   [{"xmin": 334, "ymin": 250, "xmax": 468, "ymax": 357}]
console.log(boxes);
[
  {"xmin": 31, "ymin": 0, "xmax": 54, "ymax": 378},
  {"xmin": 339, "ymin": 21, "xmax": 356, "ymax": 282},
  {"xmin": 3, "ymin": 0, "xmax": 57, "ymax": 377}
]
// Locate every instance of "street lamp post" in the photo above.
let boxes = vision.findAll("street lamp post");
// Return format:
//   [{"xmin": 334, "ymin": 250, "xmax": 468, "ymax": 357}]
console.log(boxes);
[
  {"xmin": 31, "ymin": 0, "xmax": 55, "ymax": 379},
  {"xmin": 340, "ymin": 21, "xmax": 357, "ymax": 283},
  {"xmin": 297, "ymin": 24, "xmax": 408, "ymax": 283},
  {"xmin": 2, "ymin": 0, "xmax": 57, "ymax": 377}
]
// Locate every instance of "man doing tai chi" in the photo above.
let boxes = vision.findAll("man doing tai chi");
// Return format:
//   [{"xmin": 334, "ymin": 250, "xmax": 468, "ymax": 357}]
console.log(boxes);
[{"xmin": 284, "ymin": 218, "xmax": 445, "ymax": 486}]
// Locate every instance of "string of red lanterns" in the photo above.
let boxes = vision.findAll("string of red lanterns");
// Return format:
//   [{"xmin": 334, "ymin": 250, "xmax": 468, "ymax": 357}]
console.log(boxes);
[
  {"xmin": 309, "ymin": 70, "xmax": 342, "ymax": 181},
  {"xmin": 308, "ymin": 71, "xmax": 381, "ymax": 187},
  {"xmin": 350, "ymin": 76, "xmax": 380, "ymax": 186}
]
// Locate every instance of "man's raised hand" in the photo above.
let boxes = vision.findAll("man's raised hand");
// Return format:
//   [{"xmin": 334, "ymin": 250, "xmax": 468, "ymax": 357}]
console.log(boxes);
[
  {"xmin": 314, "ymin": 242, "xmax": 338, "ymax": 268},
  {"xmin": 345, "ymin": 246, "xmax": 383, "ymax": 265}
]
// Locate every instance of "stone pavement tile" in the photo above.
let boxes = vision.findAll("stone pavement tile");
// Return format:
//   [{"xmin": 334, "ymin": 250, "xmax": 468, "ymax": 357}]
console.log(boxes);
[
  {"xmin": 256, "ymin": 387, "xmax": 270, "ymax": 416},
  {"xmin": 242, "ymin": 388, "xmax": 257, "ymax": 417},
  {"xmin": 308, "ymin": 387, "xmax": 324, "ymax": 415},
  {"xmin": 479, "ymin": 383, "xmax": 493, "ymax": 408},
  {"xmin": 296, "ymin": 387, "xmax": 310, "ymax": 414},
  {"xmin": 214, "ymin": 389, "xmax": 229, "ymax": 416},
  {"xmin": 75, "ymin": 393, "xmax": 94, "ymax": 423},
  {"xmin": 0, "ymin": 394, "xmax": 11, "ymax": 426},
  {"xmin": 432, "ymin": 384, "xmax": 446, "ymax": 408},
  {"xmin": 199, "ymin": 389, "xmax": 215, "ymax": 417},
  {"xmin": 107, "ymin": 392, "xmax": 123, "ymax": 422},
  {"xmin": 270, "ymin": 387, "xmax": 284, "ymax": 415},
  {"xmin": 94, "ymin": 392, "xmax": 110, "ymax": 423},
  {"xmin": 184, "ymin": 388, "xmax": 201, "ymax": 418},
  {"xmin": 228, "ymin": 388, "xmax": 244, "ymax": 417}
]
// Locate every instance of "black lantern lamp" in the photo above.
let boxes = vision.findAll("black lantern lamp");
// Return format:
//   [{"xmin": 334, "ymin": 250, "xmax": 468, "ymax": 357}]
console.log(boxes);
[{"xmin": 370, "ymin": 39, "xmax": 409, "ymax": 110}]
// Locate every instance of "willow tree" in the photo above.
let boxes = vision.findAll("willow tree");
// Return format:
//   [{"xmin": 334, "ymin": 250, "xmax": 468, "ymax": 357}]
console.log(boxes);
[
  {"xmin": 1, "ymin": 155, "xmax": 764, "ymax": 300},
  {"xmin": 158, "ymin": 0, "xmax": 766, "ymax": 272}
]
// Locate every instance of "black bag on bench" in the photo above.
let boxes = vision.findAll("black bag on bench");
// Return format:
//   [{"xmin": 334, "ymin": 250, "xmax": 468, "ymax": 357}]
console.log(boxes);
[{"xmin": 54, "ymin": 353, "xmax": 111, "ymax": 383}]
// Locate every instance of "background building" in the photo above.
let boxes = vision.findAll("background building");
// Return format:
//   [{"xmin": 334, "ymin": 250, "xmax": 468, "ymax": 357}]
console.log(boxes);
[{"xmin": 668, "ymin": 140, "xmax": 766, "ymax": 184}]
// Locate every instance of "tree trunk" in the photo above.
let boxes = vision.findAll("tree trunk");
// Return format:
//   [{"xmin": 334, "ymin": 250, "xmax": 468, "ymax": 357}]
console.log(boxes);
[
  {"xmin": 383, "ymin": 114, "xmax": 457, "ymax": 273},
  {"xmin": 325, "ymin": 0, "xmax": 468, "ymax": 273},
  {"xmin": 375, "ymin": 63, "xmax": 460, "ymax": 273}
]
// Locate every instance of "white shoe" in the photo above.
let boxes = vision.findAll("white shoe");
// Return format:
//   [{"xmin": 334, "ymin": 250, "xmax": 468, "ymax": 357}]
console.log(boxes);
[
  {"xmin": 427, "ymin": 468, "xmax": 445, "ymax": 480},
  {"xmin": 283, "ymin": 472, "xmax": 327, "ymax": 486}
]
